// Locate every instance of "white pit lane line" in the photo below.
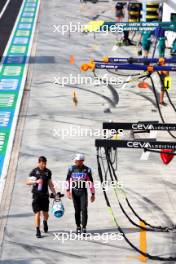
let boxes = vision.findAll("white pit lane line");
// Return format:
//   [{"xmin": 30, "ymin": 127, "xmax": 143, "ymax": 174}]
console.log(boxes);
[{"xmin": 0, "ymin": 0, "xmax": 11, "ymax": 19}]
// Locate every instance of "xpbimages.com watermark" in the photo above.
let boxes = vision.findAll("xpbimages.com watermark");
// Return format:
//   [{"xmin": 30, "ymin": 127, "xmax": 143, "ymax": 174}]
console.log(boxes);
[
  {"xmin": 53, "ymin": 231, "xmax": 123, "ymax": 243},
  {"xmin": 53, "ymin": 180, "xmax": 123, "ymax": 192},
  {"xmin": 51, "ymin": 126, "xmax": 126, "ymax": 140},
  {"xmin": 53, "ymin": 74, "xmax": 124, "ymax": 88},
  {"xmin": 52, "ymin": 22, "xmax": 124, "ymax": 35}
]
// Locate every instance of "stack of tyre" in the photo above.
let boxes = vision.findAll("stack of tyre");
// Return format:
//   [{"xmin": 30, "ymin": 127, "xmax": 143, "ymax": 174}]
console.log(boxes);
[
  {"xmin": 146, "ymin": 1, "xmax": 160, "ymax": 22},
  {"xmin": 128, "ymin": 3, "xmax": 142, "ymax": 22}
]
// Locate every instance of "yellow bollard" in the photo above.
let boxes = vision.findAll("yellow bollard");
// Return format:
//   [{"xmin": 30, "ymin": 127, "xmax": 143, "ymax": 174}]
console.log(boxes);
[{"xmin": 164, "ymin": 76, "xmax": 172, "ymax": 90}]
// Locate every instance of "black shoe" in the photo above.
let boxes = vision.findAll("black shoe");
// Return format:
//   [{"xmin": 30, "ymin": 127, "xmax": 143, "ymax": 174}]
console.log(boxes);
[
  {"xmin": 36, "ymin": 228, "xmax": 41, "ymax": 238},
  {"xmin": 82, "ymin": 227, "xmax": 87, "ymax": 237},
  {"xmin": 160, "ymin": 102, "xmax": 167, "ymax": 106},
  {"xmin": 138, "ymin": 50, "xmax": 142, "ymax": 56},
  {"xmin": 123, "ymin": 39, "xmax": 129, "ymax": 46},
  {"xmin": 76, "ymin": 227, "xmax": 81, "ymax": 235},
  {"xmin": 43, "ymin": 220, "xmax": 48, "ymax": 233}
]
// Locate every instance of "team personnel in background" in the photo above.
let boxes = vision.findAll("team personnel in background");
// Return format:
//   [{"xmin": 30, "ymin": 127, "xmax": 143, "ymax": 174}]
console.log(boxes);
[
  {"xmin": 115, "ymin": 2, "xmax": 132, "ymax": 46},
  {"xmin": 26, "ymin": 156, "xmax": 57, "ymax": 238},
  {"xmin": 139, "ymin": 31, "xmax": 153, "ymax": 58},
  {"xmin": 157, "ymin": 36, "xmax": 167, "ymax": 57},
  {"xmin": 115, "ymin": 2, "xmax": 126, "ymax": 22},
  {"xmin": 66, "ymin": 154, "xmax": 95, "ymax": 235},
  {"xmin": 154, "ymin": 27, "xmax": 167, "ymax": 58},
  {"xmin": 171, "ymin": 38, "xmax": 176, "ymax": 56},
  {"xmin": 158, "ymin": 59, "xmax": 169, "ymax": 106}
]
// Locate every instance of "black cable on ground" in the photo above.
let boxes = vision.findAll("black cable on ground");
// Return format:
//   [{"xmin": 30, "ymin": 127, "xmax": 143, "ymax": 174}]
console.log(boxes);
[
  {"xmin": 106, "ymin": 150, "xmax": 175, "ymax": 232},
  {"xmin": 105, "ymin": 149, "xmax": 161, "ymax": 232},
  {"xmin": 165, "ymin": 89, "xmax": 176, "ymax": 112},
  {"xmin": 149, "ymin": 75, "xmax": 176, "ymax": 139},
  {"xmin": 107, "ymin": 69, "xmax": 142, "ymax": 77},
  {"xmin": 157, "ymin": 71, "xmax": 176, "ymax": 112},
  {"xmin": 97, "ymin": 150, "xmax": 176, "ymax": 261}
]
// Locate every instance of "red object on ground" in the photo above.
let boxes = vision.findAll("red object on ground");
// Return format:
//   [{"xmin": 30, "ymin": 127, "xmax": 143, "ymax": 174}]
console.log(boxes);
[
  {"xmin": 138, "ymin": 81, "xmax": 149, "ymax": 89},
  {"xmin": 160, "ymin": 149, "xmax": 175, "ymax": 165}
]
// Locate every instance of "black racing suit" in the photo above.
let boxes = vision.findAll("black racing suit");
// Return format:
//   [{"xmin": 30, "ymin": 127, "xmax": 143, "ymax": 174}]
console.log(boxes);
[{"xmin": 66, "ymin": 165, "xmax": 95, "ymax": 228}]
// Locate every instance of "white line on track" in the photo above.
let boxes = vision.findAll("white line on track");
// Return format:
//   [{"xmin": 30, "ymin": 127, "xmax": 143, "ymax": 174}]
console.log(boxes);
[{"xmin": 0, "ymin": 0, "xmax": 11, "ymax": 20}]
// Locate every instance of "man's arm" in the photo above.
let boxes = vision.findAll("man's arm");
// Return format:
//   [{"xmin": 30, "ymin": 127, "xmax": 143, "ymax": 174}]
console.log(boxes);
[
  {"xmin": 66, "ymin": 167, "xmax": 72, "ymax": 199},
  {"xmin": 26, "ymin": 169, "xmax": 37, "ymax": 186},
  {"xmin": 48, "ymin": 179, "xmax": 57, "ymax": 196},
  {"xmin": 87, "ymin": 168, "xmax": 95, "ymax": 202}
]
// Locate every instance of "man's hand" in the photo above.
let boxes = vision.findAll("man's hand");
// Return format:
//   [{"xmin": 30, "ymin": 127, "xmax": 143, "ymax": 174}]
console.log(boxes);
[
  {"xmin": 90, "ymin": 194, "xmax": 95, "ymax": 203},
  {"xmin": 26, "ymin": 177, "xmax": 36, "ymax": 186},
  {"xmin": 36, "ymin": 179, "xmax": 42, "ymax": 184},
  {"xmin": 67, "ymin": 191, "xmax": 72, "ymax": 200}
]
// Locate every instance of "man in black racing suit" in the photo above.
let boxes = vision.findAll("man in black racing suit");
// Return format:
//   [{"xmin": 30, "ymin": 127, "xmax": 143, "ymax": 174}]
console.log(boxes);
[{"xmin": 66, "ymin": 153, "xmax": 95, "ymax": 234}]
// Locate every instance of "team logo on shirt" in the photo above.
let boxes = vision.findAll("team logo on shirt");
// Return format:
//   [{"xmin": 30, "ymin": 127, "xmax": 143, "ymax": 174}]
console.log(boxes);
[{"xmin": 71, "ymin": 172, "xmax": 87, "ymax": 180}]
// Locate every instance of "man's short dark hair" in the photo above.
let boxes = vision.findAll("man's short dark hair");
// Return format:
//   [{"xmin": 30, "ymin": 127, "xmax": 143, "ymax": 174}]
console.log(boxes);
[{"xmin": 38, "ymin": 156, "xmax": 47, "ymax": 163}]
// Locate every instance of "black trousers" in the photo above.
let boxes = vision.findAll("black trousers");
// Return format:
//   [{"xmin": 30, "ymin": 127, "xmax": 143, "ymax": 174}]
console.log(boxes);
[{"xmin": 72, "ymin": 189, "xmax": 88, "ymax": 228}]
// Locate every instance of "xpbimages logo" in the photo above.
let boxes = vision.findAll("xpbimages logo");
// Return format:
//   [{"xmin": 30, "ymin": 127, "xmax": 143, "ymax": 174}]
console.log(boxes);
[
  {"xmin": 53, "ymin": 231, "xmax": 124, "ymax": 244},
  {"xmin": 52, "ymin": 22, "xmax": 124, "ymax": 35},
  {"xmin": 53, "ymin": 74, "xmax": 123, "ymax": 88}
]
